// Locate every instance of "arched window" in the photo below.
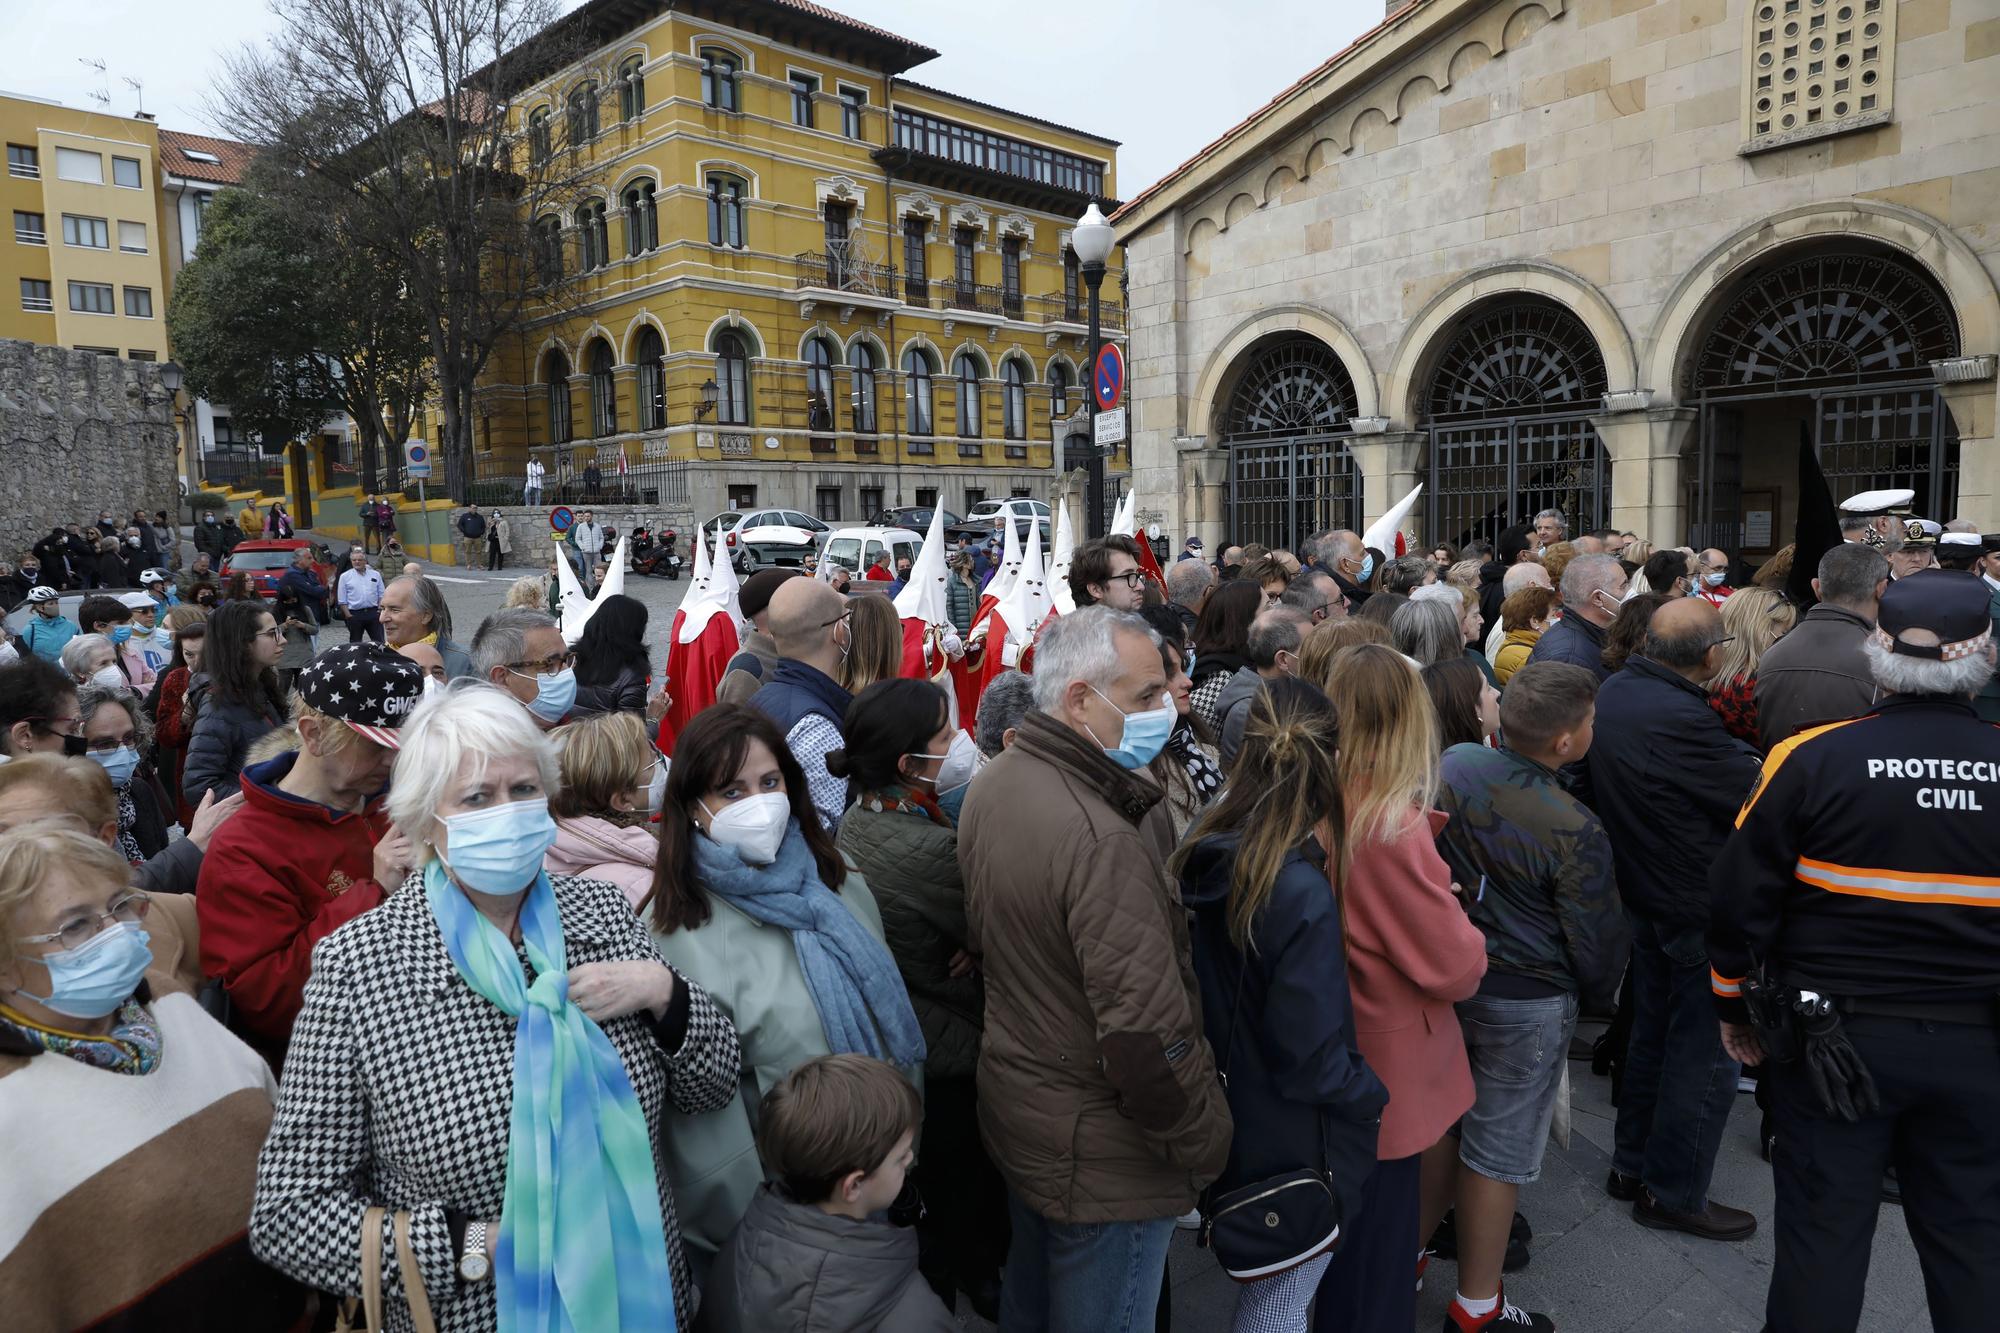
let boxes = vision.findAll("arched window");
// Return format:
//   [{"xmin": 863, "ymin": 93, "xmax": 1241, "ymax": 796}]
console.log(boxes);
[
  {"xmin": 587, "ymin": 340, "xmax": 617, "ymax": 437},
  {"xmin": 544, "ymin": 350, "xmax": 572, "ymax": 444},
  {"xmin": 706, "ymin": 174, "xmax": 745, "ymax": 249},
  {"xmin": 617, "ymin": 56, "xmax": 645, "ymax": 122},
  {"xmin": 714, "ymin": 331, "xmax": 750, "ymax": 425},
  {"xmin": 804, "ymin": 337, "xmax": 836, "ymax": 428},
  {"xmin": 1049, "ymin": 361, "xmax": 1072, "ymax": 416},
  {"xmin": 850, "ymin": 342, "xmax": 878, "ymax": 434},
  {"xmin": 622, "ymin": 179, "xmax": 657, "ymax": 255},
  {"xmin": 635, "ymin": 325, "xmax": 666, "ymax": 431},
  {"xmin": 527, "ymin": 107, "xmax": 552, "ymax": 165},
  {"xmin": 533, "ymin": 214, "xmax": 563, "ymax": 283},
  {"xmin": 576, "ymin": 200, "xmax": 608, "ymax": 270},
  {"xmin": 1002, "ymin": 358, "xmax": 1029, "ymax": 439},
  {"xmin": 701, "ymin": 49, "xmax": 740, "ymax": 112},
  {"xmin": 567, "ymin": 82, "xmax": 598, "ymax": 145},
  {"xmin": 903, "ymin": 347, "xmax": 934, "ymax": 437},
  {"xmin": 954, "ymin": 351, "xmax": 983, "ymax": 438}
]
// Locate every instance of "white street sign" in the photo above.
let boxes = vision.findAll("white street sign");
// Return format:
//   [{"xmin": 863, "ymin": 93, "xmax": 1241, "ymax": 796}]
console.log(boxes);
[{"xmin": 1094, "ymin": 407, "xmax": 1127, "ymax": 447}]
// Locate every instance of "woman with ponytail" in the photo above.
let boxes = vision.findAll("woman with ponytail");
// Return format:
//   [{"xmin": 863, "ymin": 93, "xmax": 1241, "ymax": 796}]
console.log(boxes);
[
  {"xmin": 1172, "ymin": 678, "xmax": 1387, "ymax": 1332},
  {"xmin": 1312, "ymin": 644, "xmax": 1489, "ymax": 1332},
  {"xmin": 831, "ymin": 678, "xmax": 1007, "ymax": 1318}
]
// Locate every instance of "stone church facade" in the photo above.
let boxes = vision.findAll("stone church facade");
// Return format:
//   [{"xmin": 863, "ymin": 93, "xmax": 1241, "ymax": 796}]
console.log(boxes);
[{"xmin": 1113, "ymin": 0, "xmax": 1999, "ymax": 557}]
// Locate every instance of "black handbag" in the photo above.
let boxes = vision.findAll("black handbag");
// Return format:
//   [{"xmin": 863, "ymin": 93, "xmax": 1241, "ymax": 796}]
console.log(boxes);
[{"xmin": 1199, "ymin": 960, "xmax": 1343, "ymax": 1282}]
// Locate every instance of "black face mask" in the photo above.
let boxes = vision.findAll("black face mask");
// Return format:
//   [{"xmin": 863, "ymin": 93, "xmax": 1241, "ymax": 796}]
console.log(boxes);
[{"xmin": 61, "ymin": 733, "xmax": 89, "ymax": 758}]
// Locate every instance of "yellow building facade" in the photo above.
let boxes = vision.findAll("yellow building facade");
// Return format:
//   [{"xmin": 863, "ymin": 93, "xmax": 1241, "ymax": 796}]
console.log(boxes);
[
  {"xmin": 477, "ymin": 0, "xmax": 1127, "ymax": 524},
  {"xmin": 1, "ymin": 92, "xmax": 170, "ymax": 360}
]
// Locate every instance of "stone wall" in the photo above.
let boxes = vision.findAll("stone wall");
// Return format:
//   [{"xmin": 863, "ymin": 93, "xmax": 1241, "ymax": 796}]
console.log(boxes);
[{"xmin": 0, "ymin": 340, "xmax": 181, "ymax": 561}]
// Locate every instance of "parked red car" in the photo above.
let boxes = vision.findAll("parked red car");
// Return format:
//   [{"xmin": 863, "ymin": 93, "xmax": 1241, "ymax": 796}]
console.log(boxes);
[{"xmin": 222, "ymin": 539, "xmax": 337, "ymax": 597}]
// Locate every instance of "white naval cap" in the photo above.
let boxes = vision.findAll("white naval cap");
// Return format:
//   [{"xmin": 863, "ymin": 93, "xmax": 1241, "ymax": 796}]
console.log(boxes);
[{"xmin": 1839, "ymin": 488, "xmax": 1915, "ymax": 516}]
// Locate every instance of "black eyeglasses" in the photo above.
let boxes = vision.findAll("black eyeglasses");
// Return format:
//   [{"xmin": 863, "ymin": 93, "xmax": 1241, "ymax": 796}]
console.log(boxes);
[
  {"xmin": 1107, "ymin": 570, "xmax": 1146, "ymax": 589},
  {"xmin": 507, "ymin": 651, "xmax": 575, "ymax": 675}
]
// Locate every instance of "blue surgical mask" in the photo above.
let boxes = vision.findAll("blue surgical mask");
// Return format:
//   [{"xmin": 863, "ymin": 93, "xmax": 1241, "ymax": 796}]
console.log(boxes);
[
  {"xmin": 18, "ymin": 921, "xmax": 154, "ymax": 1020},
  {"xmin": 91, "ymin": 744, "xmax": 141, "ymax": 789},
  {"xmin": 438, "ymin": 798, "xmax": 559, "ymax": 895},
  {"xmin": 1356, "ymin": 553, "xmax": 1375, "ymax": 584},
  {"xmin": 108, "ymin": 625, "xmax": 132, "ymax": 646},
  {"xmin": 522, "ymin": 666, "xmax": 577, "ymax": 724},
  {"xmin": 1702, "ymin": 571, "xmax": 1726, "ymax": 588},
  {"xmin": 1086, "ymin": 685, "xmax": 1177, "ymax": 770}
]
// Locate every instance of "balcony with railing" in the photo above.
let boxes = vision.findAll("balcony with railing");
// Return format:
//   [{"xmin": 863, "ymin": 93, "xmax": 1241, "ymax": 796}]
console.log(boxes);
[
  {"xmin": 877, "ymin": 107, "xmax": 1117, "ymax": 216},
  {"xmin": 1029, "ymin": 291, "xmax": 1125, "ymax": 333},
  {"xmin": 794, "ymin": 239, "xmax": 896, "ymax": 301}
]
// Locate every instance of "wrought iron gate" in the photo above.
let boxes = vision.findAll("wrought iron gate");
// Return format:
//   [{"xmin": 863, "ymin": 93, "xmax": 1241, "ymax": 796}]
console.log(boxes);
[
  {"xmin": 1426, "ymin": 413, "xmax": 1609, "ymax": 550},
  {"xmin": 1222, "ymin": 335, "xmax": 1362, "ymax": 551}
]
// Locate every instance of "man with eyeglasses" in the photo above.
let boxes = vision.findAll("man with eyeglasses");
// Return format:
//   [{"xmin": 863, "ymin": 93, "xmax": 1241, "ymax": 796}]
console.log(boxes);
[
  {"xmin": 0, "ymin": 656, "xmax": 86, "ymax": 761},
  {"xmin": 752, "ymin": 577, "xmax": 855, "ymax": 833},
  {"xmin": 1066, "ymin": 536, "xmax": 1147, "ymax": 613},
  {"xmin": 470, "ymin": 608, "xmax": 577, "ymax": 730},
  {"xmin": 1281, "ymin": 568, "xmax": 1346, "ymax": 625},
  {"xmin": 1693, "ymin": 548, "xmax": 1735, "ymax": 608},
  {"xmin": 1584, "ymin": 597, "xmax": 1766, "ymax": 1243}
]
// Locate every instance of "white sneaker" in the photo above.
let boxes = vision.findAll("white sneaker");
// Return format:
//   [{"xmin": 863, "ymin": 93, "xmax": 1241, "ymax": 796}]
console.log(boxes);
[{"xmin": 1174, "ymin": 1208, "xmax": 1202, "ymax": 1231}]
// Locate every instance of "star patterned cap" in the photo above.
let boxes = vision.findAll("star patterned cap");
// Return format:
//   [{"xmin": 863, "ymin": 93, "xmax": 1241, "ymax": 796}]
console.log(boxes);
[{"xmin": 296, "ymin": 642, "xmax": 426, "ymax": 749}]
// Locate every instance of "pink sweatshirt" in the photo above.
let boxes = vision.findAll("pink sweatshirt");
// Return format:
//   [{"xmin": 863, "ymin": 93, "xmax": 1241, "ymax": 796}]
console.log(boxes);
[
  {"xmin": 1339, "ymin": 809, "xmax": 1489, "ymax": 1160},
  {"xmin": 545, "ymin": 815, "xmax": 657, "ymax": 910}
]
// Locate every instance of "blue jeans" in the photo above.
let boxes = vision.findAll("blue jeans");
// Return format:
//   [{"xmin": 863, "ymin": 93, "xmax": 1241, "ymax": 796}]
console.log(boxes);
[
  {"xmin": 1611, "ymin": 916, "xmax": 1739, "ymax": 1213},
  {"xmin": 998, "ymin": 1189, "xmax": 1174, "ymax": 1333}
]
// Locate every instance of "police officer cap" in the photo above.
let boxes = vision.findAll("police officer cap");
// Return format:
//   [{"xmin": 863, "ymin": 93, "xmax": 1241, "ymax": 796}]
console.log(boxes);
[
  {"xmin": 1899, "ymin": 517, "xmax": 1941, "ymax": 547},
  {"xmin": 1839, "ymin": 488, "xmax": 1915, "ymax": 516},
  {"xmin": 1875, "ymin": 574, "xmax": 1994, "ymax": 662},
  {"xmin": 295, "ymin": 641, "xmax": 425, "ymax": 749},
  {"xmin": 1936, "ymin": 532, "xmax": 1984, "ymax": 569}
]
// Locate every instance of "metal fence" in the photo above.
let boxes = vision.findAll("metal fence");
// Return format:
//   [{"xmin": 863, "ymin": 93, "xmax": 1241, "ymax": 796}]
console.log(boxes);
[{"xmin": 428, "ymin": 459, "xmax": 695, "ymax": 510}]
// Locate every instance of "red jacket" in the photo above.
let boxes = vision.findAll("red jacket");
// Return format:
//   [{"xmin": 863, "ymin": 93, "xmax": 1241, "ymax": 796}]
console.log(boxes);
[
  {"xmin": 864, "ymin": 563, "xmax": 893, "ymax": 581},
  {"xmin": 1340, "ymin": 809, "xmax": 1489, "ymax": 1159},
  {"xmin": 196, "ymin": 754, "xmax": 389, "ymax": 1052}
]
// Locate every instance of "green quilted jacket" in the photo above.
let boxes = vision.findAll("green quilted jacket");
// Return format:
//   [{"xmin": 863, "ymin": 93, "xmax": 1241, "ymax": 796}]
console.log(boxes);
[{"xmin": 837, "ymin": 797, "xmax": 985, "ymax": 1079}]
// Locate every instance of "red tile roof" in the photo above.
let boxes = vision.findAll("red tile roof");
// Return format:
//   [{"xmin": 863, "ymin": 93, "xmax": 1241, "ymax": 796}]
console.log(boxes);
[
  {"xmin": 158, "ymin": 129, "xmax": 255, "ymax": 186},
  {"xmin": 1112, "ymin": 0, "xmax": 1429, "ymax": 226},
  {"xmin": 768, "ymin": 0, "xmax": 934, "ymax": 53}
]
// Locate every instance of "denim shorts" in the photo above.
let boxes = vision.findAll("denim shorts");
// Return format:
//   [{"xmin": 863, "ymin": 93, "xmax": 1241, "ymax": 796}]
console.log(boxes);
[{"xmin": 1454, "ymin": 990, "xmax": 1579, "ymax": 1185}]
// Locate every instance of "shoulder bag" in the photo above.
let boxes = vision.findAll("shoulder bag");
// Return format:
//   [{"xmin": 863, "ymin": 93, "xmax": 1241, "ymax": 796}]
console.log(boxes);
[
  {"xmin": 1198, "ymin": 956, "xmax": 1343, "ymax": 1282},
  {"xmin": 333, "ymin": 1206, "xmax": 438, "ymax": 1333}
]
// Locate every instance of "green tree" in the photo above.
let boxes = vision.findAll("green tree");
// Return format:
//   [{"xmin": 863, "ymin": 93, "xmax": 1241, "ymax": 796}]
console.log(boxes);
[{"xmin": 165, "ymin": 188, "xmax": 334, "ymax": 463}]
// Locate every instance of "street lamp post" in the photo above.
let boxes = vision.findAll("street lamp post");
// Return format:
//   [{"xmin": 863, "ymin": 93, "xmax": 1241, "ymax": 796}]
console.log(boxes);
[{"xmin": 1072, "ymin": 203, "xmax": 1115, "ymax": 538}]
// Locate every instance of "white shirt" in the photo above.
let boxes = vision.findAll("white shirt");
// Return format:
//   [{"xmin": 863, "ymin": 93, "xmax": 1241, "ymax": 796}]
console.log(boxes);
[
  {"xmin": 338, "ymin": 566, "xmax": 385, "ymax": 609},
  {"xmin": 527, "ymin": 460, "xmax": 544, "ymax": 484}
]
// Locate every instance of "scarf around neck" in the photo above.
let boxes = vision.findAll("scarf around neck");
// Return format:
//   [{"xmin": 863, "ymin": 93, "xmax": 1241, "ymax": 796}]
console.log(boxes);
[
  {"xmin": 0, "ymin": 994, "xmax": 161, "ymax": 1074},
  {"xmin": 691, "ymin": 822, "xmax": 925, "ymax": 1068},
  {"xmin": 423, "ymin": 863, "xmax": 674, "ymax": 1333}
]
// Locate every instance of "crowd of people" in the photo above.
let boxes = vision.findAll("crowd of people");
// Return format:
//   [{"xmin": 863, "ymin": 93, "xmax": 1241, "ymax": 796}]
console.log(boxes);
[{"xmin": 1, "ymin": 487, "xmax": 1997, "ymax": 1333}]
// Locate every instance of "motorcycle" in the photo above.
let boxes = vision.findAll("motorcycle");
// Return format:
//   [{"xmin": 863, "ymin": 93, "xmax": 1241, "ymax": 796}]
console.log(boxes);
[{"xmin": 659, "ymin": 529, "xmax": 682, "ymax": 581}]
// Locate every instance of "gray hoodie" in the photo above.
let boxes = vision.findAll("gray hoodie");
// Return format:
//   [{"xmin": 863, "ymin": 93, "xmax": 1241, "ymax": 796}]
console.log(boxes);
[
  {"xmin": 1215, "ymin": 664, "xmax": 1268, "ymax": 771},
  {"xmin": 698, "ymin": 1185, "xmax": 952, "ymax": 1333}
]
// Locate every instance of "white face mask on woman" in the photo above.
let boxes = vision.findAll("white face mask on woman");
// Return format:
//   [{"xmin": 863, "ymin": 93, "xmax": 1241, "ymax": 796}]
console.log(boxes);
[{"xmin": 700, "ymin": 792, "xmax": 790, "ymax": 865}]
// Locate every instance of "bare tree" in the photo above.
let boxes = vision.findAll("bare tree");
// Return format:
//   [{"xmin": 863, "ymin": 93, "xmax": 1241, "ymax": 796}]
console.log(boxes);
[{"xmin": 216, "ymin": 0, "xmax": 599, "ymax": 501}]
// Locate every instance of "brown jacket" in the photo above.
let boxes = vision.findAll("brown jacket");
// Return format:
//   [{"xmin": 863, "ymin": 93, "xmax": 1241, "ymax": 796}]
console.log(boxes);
[{"xmin": 958, "ymin": 710, "xmax": 1232, "ymax": 1223}]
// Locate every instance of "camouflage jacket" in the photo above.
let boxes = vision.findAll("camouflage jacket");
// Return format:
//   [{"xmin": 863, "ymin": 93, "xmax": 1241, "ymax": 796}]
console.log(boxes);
[{"xmin": 1433, "ymin": 743, "xmax": 1629, "ymax": 1011}]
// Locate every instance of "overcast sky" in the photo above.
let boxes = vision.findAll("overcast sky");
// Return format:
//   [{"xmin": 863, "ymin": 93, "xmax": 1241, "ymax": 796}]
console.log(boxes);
[{"xmin": 9, "ymin": 0, "xmax": 1383, "ymax": 200}]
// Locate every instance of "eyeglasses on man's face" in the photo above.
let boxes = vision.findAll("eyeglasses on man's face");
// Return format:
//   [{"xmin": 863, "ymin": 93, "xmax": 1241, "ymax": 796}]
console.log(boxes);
[{"xmin": 508, "ymin": 651, "xmax": 576, "ymax": 676}]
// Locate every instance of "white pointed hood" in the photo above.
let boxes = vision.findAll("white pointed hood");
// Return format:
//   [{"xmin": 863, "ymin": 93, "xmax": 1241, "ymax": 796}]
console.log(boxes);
[
  {"xmin": 894, "ymin": 507, "xmax": 953, "ymax": 627},
  {"xmin": 1362, "ymin": 483, "xmax": 1424, "ymax": 557},
  {"xmin": 676, "ymin": 530, "xmax": 737, "ymax": 645},
  {"xmin": 708, "ymin": 529, "xmax": 743, "ymax": 632},
  {"xmin": 1047, "ymin": 500, "xmax": 1078, "ymax": 616},
  {"xmin": 554, "ymin": 534, "xmax": 630, "ymax": 646},
  {"xmin": 983, "ymin": 513, "xmax": 1025, "ymax": 607},
  {"xmin": 1110, "ymin": 491, "xmax": 1137, "ymax": 537},
  {"xmin": 997, "ymin": 514, "xmax": 1053, "ymax": 646}
]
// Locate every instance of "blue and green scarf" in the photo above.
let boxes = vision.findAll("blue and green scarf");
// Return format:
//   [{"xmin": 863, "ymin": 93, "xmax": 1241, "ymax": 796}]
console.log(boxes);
[{"xmin": 425, "ymin": 863, "xmax": 675, "ymax": 1333}]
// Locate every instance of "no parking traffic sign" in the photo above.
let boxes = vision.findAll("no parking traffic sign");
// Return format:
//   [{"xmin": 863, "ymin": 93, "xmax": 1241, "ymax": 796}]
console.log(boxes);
[
  {"xmin": 1093, "ymin": 343, "xmax": 1124, "ymax": 412},
  {"xmin": 550, "ymin": 505, "xmax": 574, "ymax": 534},
  {"xmin": 404, "ymin": 439, "xmax": 432, "ymax": 479}
]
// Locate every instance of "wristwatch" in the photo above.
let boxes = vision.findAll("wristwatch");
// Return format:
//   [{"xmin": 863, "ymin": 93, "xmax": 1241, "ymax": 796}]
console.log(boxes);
[{"xmin": 459, "ymin": 1219, "xmax": 491, "ymax": 1282}]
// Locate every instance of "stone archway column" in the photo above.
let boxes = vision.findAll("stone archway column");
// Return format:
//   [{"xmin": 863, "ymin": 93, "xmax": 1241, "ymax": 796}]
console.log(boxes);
[
  {"xmin": 1590, "ymin": 404, "xmax": 1697, "ymax": 544},
  {"xmin": 1935, "ymin": 360, "xmax": 1998, "ymax": 525},
  {"xmin": 1177, "ymin": 441, "xmax": 1231, "ymax": 548},
  {"xmin": 1347, "ymin": 423, "xmax": 1426, "ymax": 538}
]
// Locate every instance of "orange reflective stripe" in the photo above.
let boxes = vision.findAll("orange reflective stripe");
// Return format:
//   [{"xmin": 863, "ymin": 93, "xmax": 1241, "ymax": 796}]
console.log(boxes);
[
  {"xmin": 1736, "ymin": 716, "xmax": 1868, "ymax": 829},
  {"xmin": 1711, "ymin": 970, "xmax": 1743, "ymax": 998},
  {"xmin": 1794, "ymin": 857, "xmax": 2000, "ymax": 907}
]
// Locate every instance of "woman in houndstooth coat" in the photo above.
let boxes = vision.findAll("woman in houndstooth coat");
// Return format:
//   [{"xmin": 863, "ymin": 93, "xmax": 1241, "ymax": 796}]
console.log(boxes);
[{"xmin": 249, "ymin": 684, "xmax": 741, "ymax": 1332}]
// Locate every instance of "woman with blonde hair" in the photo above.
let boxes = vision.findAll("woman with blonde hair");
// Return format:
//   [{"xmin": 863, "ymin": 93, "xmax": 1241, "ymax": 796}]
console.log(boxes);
[
  {"xmin": 1706, "ymin": 586, "xmax": 1797, "ymax": 745},
  {"xmin": 1314, "ymin": 643, "xmax": 1488, "ymax": 1331},
  {"xmin": 547, "ymin": 710, "xmax": 669, "ymax": 908},
  {"xmin": 837, "ymin": 594, "xmax": 902, "ymax": 695},
  {"xmin": 504, "ymin": 574, "xmax": 551, "ymax": 611},
  {"xmin": 1295, "ymin": 615, "xmax": 1391, "ymax": 691},
  {"xmin": 1173, "ymin": 679, "xmax": 1387, "ymax": 1331},
  {"xmin": 1492, "ymin": 585, "xmax": 1561, "ymax": 685}
]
